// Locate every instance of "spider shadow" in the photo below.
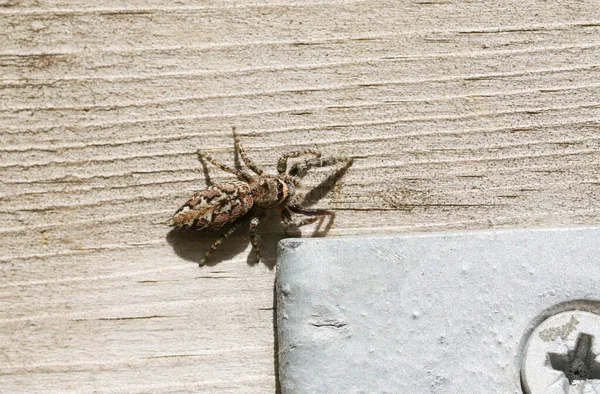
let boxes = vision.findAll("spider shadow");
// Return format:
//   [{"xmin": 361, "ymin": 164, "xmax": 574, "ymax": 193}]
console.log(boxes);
[
  {"xmin": 166, "ymin": 226, "xmax": 251, "ymax": 268},
  {"xmin": 166, "ymin": 211, "xmax": 294, "ymax": 270}
]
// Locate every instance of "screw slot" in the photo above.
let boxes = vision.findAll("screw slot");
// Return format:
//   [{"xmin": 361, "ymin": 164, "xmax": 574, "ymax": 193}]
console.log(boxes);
[
  {"xmin": 548, "ymin": 333, "xmax": 600, "ymax": 384},
  {"xmin": 521, "ymin": 309, "xmax": 600, "ymax": 393}
]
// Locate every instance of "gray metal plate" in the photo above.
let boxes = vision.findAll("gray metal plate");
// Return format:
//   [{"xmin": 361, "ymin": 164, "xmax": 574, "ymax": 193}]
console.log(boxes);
[{"xmin": 276, "ymin": 227, "xmax": 600, "ymax": 393}]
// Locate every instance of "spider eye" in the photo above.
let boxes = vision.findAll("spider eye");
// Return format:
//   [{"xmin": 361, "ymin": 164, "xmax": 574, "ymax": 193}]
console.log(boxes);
[{"xmin": 261, "ymin": 182, "xmax": 269, "ymax": 190}]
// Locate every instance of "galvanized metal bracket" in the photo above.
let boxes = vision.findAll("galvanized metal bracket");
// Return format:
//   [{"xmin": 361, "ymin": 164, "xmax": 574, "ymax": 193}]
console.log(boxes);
[{"xmin": 276, "ymin": 226, "xmax": 600, "ymax": 393}]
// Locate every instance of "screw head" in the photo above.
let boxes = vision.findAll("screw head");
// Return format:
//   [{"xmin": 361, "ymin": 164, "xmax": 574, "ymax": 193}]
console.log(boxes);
[{"xmin": 521, "ymin": 310, "xmax": 600, "ymax": 393}]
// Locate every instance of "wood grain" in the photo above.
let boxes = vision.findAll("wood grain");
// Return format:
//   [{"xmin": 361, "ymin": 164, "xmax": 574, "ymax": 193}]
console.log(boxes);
[{"xmin": 2, "ymin": 1, "xmax": 600, "ymax": 392}]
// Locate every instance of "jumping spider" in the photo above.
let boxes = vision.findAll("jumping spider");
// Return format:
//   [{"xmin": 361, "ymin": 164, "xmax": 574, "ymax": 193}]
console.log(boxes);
[{"xmin": 169, "ymin": 127, "xmax": 352, "ymax": 265}]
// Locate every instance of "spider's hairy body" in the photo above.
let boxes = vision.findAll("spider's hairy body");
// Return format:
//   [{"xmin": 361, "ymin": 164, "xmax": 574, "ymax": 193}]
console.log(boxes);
[
  {"xmin": 250, "ymin": 175, "xmax": 295, "ymax": 209},
  {"xmin": 170, "ymin": 175, "xmax": 295, "ymax": 229},
  {"xmin": 170, "ymin": 127, "xmax": 352, "ymax": 266}
]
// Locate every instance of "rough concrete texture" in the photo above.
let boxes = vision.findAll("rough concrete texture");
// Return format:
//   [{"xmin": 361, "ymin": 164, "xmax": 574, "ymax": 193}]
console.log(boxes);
[{"xmin": 276, "ymin": 226, "xmax": 600, "ymax": 393}]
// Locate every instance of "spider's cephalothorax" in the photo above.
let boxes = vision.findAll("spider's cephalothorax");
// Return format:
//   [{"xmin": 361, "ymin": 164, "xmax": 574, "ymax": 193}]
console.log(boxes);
[
  {"xmin": 169, "ymin": 127, "xmax": 352, "ymax": 266},
  {"xmin": 250, "ymin": 175, "xmax": 295, "ymax": 209}
]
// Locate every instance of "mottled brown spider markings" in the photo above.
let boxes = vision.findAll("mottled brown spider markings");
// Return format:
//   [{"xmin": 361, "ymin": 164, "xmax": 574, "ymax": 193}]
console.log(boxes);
[{"xmin": 169, "ymin": 127, "xmax": 352, "ymax": 266}]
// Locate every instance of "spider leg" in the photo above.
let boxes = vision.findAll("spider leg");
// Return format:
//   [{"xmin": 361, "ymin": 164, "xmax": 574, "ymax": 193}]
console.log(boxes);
[
  {"xmin": 197, "ymin": 149, "xmax": 252, "ymax": 182},
  {"xmin": 248, "ymin": 216, "xmax": 262, "ymax": 264},
  {"xmin": 232, "ymin": 127, "xmax": 266, "ymax": 176},
  {"xmin": 199, "ymin": 221, "xmax": 243, "ymax": 266},
  {"xmin": 280, "ymin": 207, "xmax": 293, "ymax": 226},
  {"xmin": 281, "ymin": 208, "xmax": 322, "ymax": 228},
  {"xmin": 277, "ymin": 149, "xmax": 322, "ymax": 174},
  {"xmin": 289, "ymin": 155, "xmax": 353, "ymax": 179}
]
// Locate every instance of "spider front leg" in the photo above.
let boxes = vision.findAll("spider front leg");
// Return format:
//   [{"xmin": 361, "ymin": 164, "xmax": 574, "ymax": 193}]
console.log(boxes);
[
  {"xmin": 280, "ymin": 207, "xmax": 322, "ymax": 229},
  {"xmin": 289, "ymin": 155, "xmax": 353, "ymax": 179},
  {"xmin": 277, "ymin": 149, "xmax": 322, "ymax": 174},
  {"xmin": 232, "ymin": 127, "xmax": 266, "ymax": 176},
  {"xmin": 197, "ymin": 149, "xmax": 252, "ymax": 182},
  {"xmin": 200, "ymin": 221, "xmax": 243, "ymax": 266},
  {"xmin": 248, "ymin": 216, "xmax": 262, "ymax": 264}
]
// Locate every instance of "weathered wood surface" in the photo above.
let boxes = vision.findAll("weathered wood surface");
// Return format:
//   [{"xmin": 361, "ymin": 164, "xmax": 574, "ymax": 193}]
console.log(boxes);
[{"xmin": 2, "ymin": 1, "xmax": 600, "ymax": 392}]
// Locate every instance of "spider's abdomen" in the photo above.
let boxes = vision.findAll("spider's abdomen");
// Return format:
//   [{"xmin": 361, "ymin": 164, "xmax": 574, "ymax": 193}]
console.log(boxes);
[{"xmin": 169, "ymin": 181, "xmax": 253, "ymax": 229}]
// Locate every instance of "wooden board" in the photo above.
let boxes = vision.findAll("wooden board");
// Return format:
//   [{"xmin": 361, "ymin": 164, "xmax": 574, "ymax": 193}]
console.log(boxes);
[{"xmin": 2, "ymin": 1, "xmax": 600, "ymax": 392}]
